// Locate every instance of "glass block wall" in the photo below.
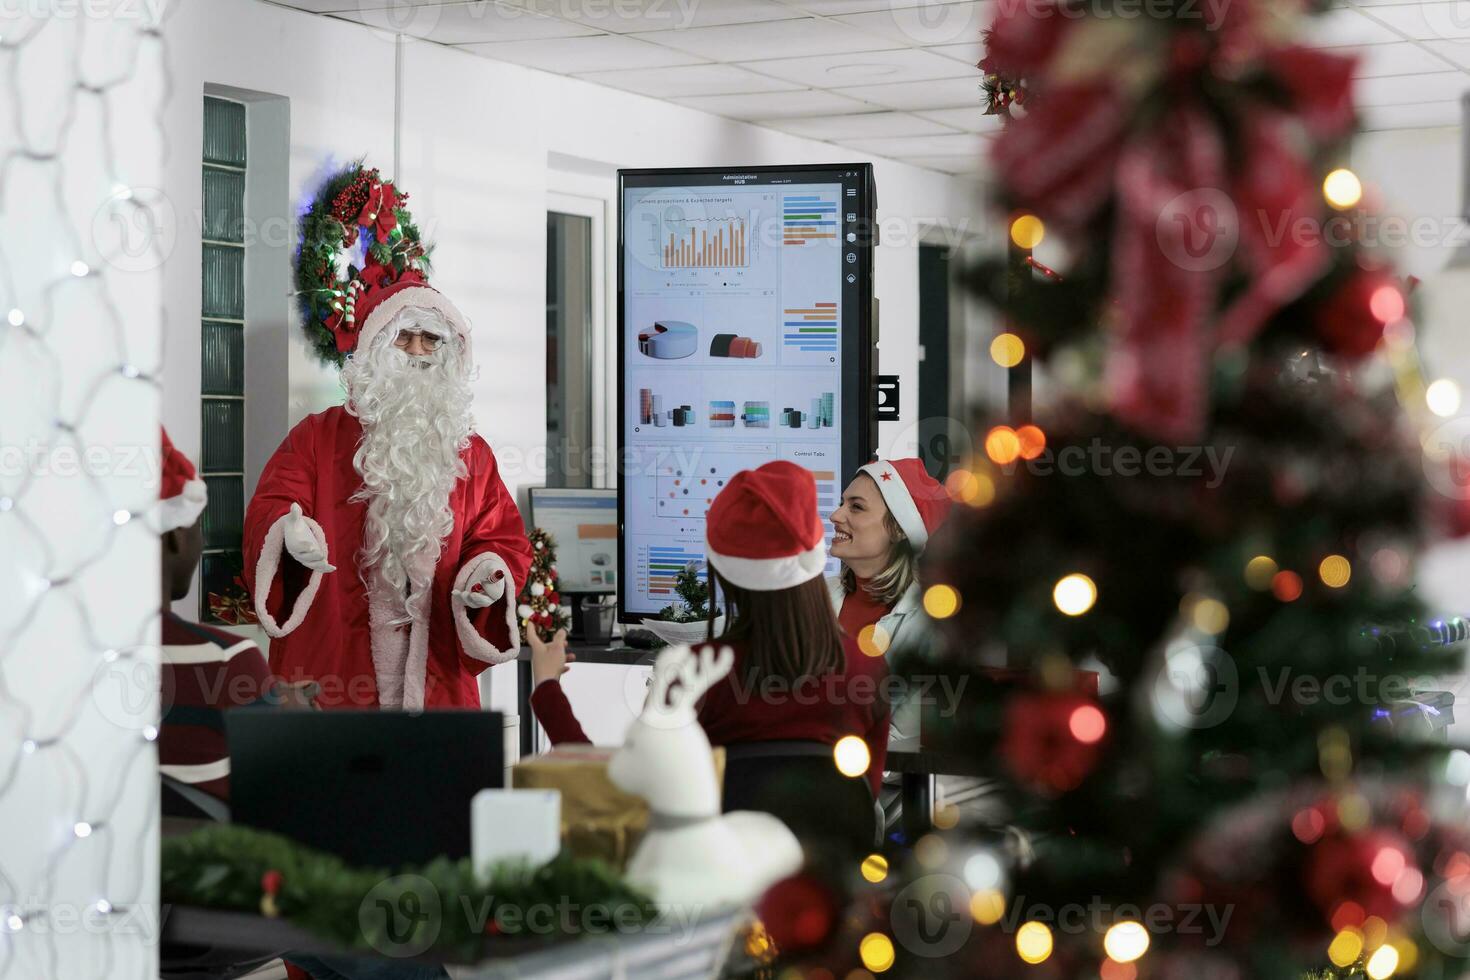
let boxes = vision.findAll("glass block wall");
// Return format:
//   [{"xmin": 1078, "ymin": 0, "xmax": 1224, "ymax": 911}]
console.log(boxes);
[{"xmin": 200, "ymin": 96, "xmax": 246, "ymax": 621}]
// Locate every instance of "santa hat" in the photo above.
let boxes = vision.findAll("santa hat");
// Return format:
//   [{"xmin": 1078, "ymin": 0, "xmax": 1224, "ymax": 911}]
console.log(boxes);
[
  {"xmin": 155, "ymin": 428, "xmax": 208, "ymax": 533},
  {"xmin": 857, "ymin": 457, "xmax": 952, "ymax": 553},
  {"xmin": 339, "ymin": 275, "xmax": 472, "ymax": 364},
  {"xmin": 705, "ymin": 461, "xmax": 826, "ymax": 591}
]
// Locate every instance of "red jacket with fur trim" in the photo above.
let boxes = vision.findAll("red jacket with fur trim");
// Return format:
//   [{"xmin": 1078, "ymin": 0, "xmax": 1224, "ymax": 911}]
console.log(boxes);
[
  {"xmin": 531, "ymin": 635, "xmax": 891, "ymax": 797},
  {"xmin": 243, "ymin": 406, "xmax": 532, "ymax": 709}
]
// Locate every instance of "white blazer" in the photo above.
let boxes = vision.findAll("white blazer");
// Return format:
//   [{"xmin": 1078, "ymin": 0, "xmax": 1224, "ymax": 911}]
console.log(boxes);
[{"xmin": 826, "ymin": 573, "xmax": 926, "ymax": 740}]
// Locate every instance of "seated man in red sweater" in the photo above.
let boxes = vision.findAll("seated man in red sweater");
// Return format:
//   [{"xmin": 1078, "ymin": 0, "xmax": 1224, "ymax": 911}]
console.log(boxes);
[
  {"xmin": 528, "ymin": 461, "xmax": 890, "ymax": 800},
  {"xmin": 155, "ymin": 429, "xmax": 304, "ymax": 804}
]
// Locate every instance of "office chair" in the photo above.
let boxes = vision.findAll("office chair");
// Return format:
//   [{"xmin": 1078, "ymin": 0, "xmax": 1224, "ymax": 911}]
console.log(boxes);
[{"xmin": 721, "ymin": 741, "xmax": 879, "ymax": 854}]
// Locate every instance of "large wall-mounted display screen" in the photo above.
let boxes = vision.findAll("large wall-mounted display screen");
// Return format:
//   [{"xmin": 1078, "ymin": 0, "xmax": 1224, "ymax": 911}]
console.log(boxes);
[{"xmin": 617, "ymin": 164, "xmax": 875, "ymax": 621}]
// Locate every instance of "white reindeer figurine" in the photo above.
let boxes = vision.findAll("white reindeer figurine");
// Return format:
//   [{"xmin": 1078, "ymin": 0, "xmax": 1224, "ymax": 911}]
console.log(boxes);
[{"xmin": 608, "ymin": 643, "xmax": 803, "ymax": 909}]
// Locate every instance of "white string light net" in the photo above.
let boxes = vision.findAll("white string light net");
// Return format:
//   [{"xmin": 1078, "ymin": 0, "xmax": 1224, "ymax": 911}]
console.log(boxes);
[{"xmin": 0, "ymin": 1, "xmax": 168, "ymax": 977}]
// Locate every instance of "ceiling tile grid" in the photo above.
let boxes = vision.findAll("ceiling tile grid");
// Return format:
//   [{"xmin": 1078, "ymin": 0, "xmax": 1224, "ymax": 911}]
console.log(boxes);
[{"xmin": 266, "ymin": 0, "xmax": 1470, "ymax": 175}]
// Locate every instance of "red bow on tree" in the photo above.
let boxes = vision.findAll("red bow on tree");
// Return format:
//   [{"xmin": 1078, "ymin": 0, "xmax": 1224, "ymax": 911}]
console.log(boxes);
[
  {"xmin": 986, "ymin": 2, "xmax": 1357, "ymax": 441},
  {"xmin": 357, "ymin": 180, "xmax": 400, "ymax": 243}
]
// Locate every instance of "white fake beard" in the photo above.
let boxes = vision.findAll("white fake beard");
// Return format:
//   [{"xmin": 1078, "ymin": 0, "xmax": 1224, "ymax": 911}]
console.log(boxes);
[{"xmin": 342, "ymin": 331, "xmax": 473, "ymax": 625}]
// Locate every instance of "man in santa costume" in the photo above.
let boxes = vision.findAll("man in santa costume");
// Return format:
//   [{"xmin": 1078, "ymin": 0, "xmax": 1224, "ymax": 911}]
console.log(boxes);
[{"xmin": 243, "ymin": 276, "xmax": 532, "ymax": 710}]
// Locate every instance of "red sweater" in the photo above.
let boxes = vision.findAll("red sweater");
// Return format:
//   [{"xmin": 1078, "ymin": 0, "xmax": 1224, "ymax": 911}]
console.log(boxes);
[
  {"xmin": 160, "ymin": 613, "xmax": 275, "ymax": 801},
  {"xmin": 530, "ymin": 635, "xmax": 891, "ymax": 797},
  {"xmin": 837, "ymin": 577, "xmax": 892, "ymax": 639}
]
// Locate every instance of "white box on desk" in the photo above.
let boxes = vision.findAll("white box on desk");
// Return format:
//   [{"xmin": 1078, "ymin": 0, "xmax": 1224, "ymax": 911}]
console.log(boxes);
[{"xmin": 472, "ymin": 788, "xmax": 561, "ymax": 876}]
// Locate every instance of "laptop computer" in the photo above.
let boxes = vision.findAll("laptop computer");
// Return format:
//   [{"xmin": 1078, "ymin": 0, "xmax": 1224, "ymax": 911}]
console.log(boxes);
[{"xmin": 227, "ymin": 709, "xmax": 504, "ymax": 868}]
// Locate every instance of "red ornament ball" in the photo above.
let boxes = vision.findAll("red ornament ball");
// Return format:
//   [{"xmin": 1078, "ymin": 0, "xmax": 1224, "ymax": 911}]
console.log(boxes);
[
  {"xmin": 1315, "ymin": 269, "xmax": 1400, "ymax": 359},
  {"xmin": 1000, "ymin": 692, "xmax": 1104, "ymax": 794},
  {"xmin": 754, "ymin": 873, "xmax": 839, "ymax": 953},
  {"xmin": 1304, "ymin": 828, "xmax": 1416, "ymax": 925}
]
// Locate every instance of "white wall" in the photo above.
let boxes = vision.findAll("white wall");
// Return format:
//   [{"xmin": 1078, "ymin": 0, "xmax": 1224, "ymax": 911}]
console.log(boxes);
[
  {"xmin": 1352, "ymin": 124, "xmax": 1470, "ymax": 617},
  {"xmin": 0, "ymin": 6, "xmax": 164, "ymax": 977},
  {"xmin": 161, "ymin": 0, "xmax": 986, "ymax": 714}
]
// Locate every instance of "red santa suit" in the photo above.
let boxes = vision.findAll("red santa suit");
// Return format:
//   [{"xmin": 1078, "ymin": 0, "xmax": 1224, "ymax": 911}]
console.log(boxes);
[
  {"xmin": 244, "ymin": 406, "xmax": 531, "ymax": 709},
  {"xmin": 243, "ymin": 269, "xmax": 532, "ymax": 710}
]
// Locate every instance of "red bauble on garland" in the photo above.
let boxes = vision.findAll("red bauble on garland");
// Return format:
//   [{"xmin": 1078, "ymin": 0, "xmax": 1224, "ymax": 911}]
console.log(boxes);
[
  {"xmin": 1304, "ymin": 827, "xmax": 1417, "ymax": 926},
  {"xmin": 1000, "ymin": 691, "xmax": 1106, "ymax": 794},
  {"xmin": 1314, "ymin": 267, "xmax": 1402, "ymax": 359},
  {"xmin": 754, "ymin": 873, "xmax": 840, "ymax": 953}
]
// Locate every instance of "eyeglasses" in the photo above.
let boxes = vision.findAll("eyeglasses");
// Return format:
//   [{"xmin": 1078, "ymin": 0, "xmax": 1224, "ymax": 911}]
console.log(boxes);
[{"xmin": 392, "ymin": 329, "xmax": 443, "ymax": 352}]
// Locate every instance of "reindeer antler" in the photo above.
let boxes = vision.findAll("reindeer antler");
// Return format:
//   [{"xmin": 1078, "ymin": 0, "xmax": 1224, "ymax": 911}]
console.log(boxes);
[{"xmin": 645, "ymin": 643, "xmax": 734, "ymax": 719}]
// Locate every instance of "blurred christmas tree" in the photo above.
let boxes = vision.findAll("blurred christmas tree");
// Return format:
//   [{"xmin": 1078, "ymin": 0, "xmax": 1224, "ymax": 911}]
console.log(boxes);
[{"xmin": 797, "ymin": 3, "xmax": 1470, "ymax": 978}]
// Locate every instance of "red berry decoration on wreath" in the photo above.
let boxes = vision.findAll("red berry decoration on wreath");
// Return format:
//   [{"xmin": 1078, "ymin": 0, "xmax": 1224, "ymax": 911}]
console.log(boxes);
[
  {"xmin": 295, "ymin": 162, "xmax": 433, "ymax": 367},
  {"xmin": 260, "ymin": 869, "xmax": 283, "ymax": 918}
]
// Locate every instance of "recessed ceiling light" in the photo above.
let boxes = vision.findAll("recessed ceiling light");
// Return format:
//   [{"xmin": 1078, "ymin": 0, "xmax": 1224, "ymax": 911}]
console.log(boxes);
[{"xmin": 826, "ymin": 63, "xmax": 902, "ymax": 79}]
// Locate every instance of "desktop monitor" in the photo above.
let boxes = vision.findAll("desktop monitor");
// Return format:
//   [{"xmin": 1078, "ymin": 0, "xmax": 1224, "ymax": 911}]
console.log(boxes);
[
  {"xmin": 527, "ymin": 487, "xmax": 618, "ymax": 594},
  {"xmin": 616, "ymin": 164, "xmax": 876, "ymax": 622},
  {"xmin": 228, "ymin": 709, "xmax": 504, "ymax": 868}
]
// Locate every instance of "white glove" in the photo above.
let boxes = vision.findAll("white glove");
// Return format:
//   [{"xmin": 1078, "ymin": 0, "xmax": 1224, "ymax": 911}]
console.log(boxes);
[
  {"xmin": 453, "ymin": 563, "xmax": 506, "ymax": 608},
  {"xmin": 283, "ymin": 502, "xmax": 335, "ymax": 573}
]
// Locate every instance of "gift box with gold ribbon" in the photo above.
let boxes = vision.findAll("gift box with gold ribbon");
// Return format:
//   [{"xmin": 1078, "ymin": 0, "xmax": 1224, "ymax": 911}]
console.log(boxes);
[{"xmin": 512, "ymin": 744, "xmax": 724, "ymax": 868}]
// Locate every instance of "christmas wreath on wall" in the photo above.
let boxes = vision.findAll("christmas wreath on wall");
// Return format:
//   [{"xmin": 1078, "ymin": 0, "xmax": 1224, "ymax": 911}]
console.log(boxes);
[{"xmin": 295, "ymin": 163, "xmax": 432, "ymax": 368}]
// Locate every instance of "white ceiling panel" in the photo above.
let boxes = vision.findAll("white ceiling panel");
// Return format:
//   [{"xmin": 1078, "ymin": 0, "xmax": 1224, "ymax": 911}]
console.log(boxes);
[
  {"xmin": 1422, "ymin": 37, "xmax": 1470, "ymax": 69},
  {"xmin": 1336, "ymin": 40, "xmax": 1458, "ymax": 76},
  {"xmin": 738, "ymin": 47, "xmax": 976, "ymax": 87},
  {"xmin": 779, "ymin": 0, "xmax": 936, "ymax": 12},
  {"xmin": 671, "ymin": 88, "xmax": 872, "ymax": 118},
  {"xmin": 1355, "ymin": 2, "xmax": 1470, "ymax": 40},
  {"xmin": 830, "ymin": 2, "xmax": 992, "ymax": 49},
  {"xmin": 575, "ymin": 61, "xmax": 804, "ymax": 96},
  {"xmin": 459, "ymin": 31, "xmax": 706, "ymax": 69},
  {"xmin": 914, "ymin": 105, "xmax": 1002, "ymax": 133},
  {"xmin": 331, "ymin": 1, "xmax": 599, "ymax": 42},
  {"xmin": 838, "ymin": 131, "xmax": 987, "ymax": 156},
  {"xmin": 1302, "ymin": 7, "xmax": 1406, "ymax": 46},
  {"xmin": 546, "ymin": 0, "xmax": 805, "ymax": 34},
  {"xmin": 1355, "ymin": 69, "xmax": 1468, "ymax": 104},
  {"xmin": 830, "ymin": 76, "xmax": 983, "ymax": 110},
  {"xmin": 926, "ymin": 39, "xmax": 983, "ymax": 68},
  {"xmin": 760, "ymin": 110, "xmax": 958, "ymax": 139},
  {"xmin": 264, "ymin": 0, "xmax": 1470, "ymax": 176},
  {"xmin": 896, "ymin": 153, "xmax": 990, "ymax": 175},
  {"xmin": 630, "ymin": 17, "xmax": 898, "ymax": 60},
  {"xmin": 1360, "ymin": 98, "xmax": 1461, "ymax": 128}
]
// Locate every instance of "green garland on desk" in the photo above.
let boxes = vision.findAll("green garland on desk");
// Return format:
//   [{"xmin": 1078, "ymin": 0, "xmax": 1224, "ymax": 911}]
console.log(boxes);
[{"xmin": 162, "ymin": 825, "xmax": 657, "ymax": 961}]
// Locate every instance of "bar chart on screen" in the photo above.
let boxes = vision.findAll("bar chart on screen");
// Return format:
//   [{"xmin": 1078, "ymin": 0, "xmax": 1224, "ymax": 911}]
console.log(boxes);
[
  {"xmin": 783, "ymin": 193, "xmax": 838, "ymax": 245},
  {"xmin": 783, "ymin": 301, "xmax": 839, "ymax": 359},
  {"xmin": 662, "ymin": 216, "xmax": 748, "ymax": 269},
  {"xmin": 637, "ymin": 543, "xmax": 708, "ymax": 598}
]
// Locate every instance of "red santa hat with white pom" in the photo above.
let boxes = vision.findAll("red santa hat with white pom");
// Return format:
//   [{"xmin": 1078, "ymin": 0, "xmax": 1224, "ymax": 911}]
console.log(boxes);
[
  {"xmin": 154, "ymin": 428, "xmax": 208, "ymax": 533},
  {"xmin": 857, "ymin": 457, "xmax": 952, "ymax": 553},
  {"xmin": 342, "ymin": 276, "xmax": 472, "ymax": 364},
  {"xmin": 705, "ymin": 461, "xmax": 827, "ymax": 591}
]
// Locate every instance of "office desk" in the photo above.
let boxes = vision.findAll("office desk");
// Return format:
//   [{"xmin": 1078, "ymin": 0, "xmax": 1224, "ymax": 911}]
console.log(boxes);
[
  {"xmin": 884, "ymin": 735, "xmax": 991, "ymax": 838},
  {"xmin": 514, "ymin": 642, "xmax": 656, "ymax": 757}
]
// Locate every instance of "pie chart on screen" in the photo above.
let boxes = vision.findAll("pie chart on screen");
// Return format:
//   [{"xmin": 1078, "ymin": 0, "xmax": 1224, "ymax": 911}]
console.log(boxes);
[{"xmin": 638, "ymin": 321, "xmax": 698, "ymax": 359}]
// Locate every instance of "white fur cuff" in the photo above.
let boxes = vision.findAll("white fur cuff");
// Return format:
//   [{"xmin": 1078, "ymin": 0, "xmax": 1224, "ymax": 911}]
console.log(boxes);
[
  {"xmin": 451, "ymin": 552, "xmax": 520, "ymax": 664},
  {"xmin": 252, "ymin": 510, "xmax": 328, "ymax": 639}
]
